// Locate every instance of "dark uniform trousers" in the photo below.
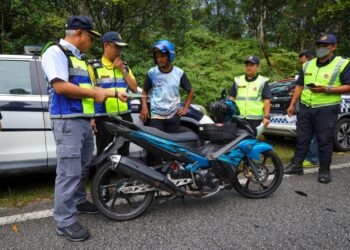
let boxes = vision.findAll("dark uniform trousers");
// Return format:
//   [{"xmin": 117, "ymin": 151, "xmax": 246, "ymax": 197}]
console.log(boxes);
[
  {"xmin": 294, "ymin": 103, "xmax": 340, "ymax": 170},
  {"xmin": 95, "ymin": 113, "xmax": 133, "ymax": 156}
]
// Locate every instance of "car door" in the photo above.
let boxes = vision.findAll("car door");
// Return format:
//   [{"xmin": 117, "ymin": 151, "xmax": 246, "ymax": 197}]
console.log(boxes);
[
  {"xmin": 0, "ymin": 56, "xmax": 47, "ymax": 174},
  {"xmin": 35, "ymin": 59, "xmax": 57, "ymax": 167}
]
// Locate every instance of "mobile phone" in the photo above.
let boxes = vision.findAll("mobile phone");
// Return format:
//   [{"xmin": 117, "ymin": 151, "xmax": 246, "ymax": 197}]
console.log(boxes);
[{"xmin": 306, "ymin": 83, "xmax": 317, "ymax": 88}]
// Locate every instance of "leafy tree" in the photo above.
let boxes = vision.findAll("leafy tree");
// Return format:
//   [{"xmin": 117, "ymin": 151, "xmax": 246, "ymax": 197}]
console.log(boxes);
[
  {"xmin": 192, "ymin": 0, "xmax": 243, "ymax": 38},
  {"xmin": 0, "ymin": 0, "xmax": 67, "ymax": 54},
  {"xmin": 317, "ymin": 0, "xmax": 350, "ymax": 56}
]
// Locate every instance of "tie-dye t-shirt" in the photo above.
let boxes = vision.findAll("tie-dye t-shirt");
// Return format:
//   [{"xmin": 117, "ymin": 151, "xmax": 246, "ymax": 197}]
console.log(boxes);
[{"xmin": 144, "ymin": 66, "xmax": 192, "ymax": 118}]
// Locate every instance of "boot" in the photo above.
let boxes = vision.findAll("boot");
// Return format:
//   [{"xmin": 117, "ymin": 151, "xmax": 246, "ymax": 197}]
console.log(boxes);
[
  {"xmin": 318, "ymin": 165, "xmax": 331, "ymax": 184},
  {"xmin": 284, "ymin": 162, "xmax": 304, "ymax": 175}
]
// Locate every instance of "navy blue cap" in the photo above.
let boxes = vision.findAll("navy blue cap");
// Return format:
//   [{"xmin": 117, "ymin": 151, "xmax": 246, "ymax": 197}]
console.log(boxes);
[
  {"xmin": 316, "ymin": 34, "xmax": 337, "ymax": 44},
  {"xmin": 65, "ymin": 16, "xmax": 101, "ymax": 37},
  {"xmin": 244, "ymin": 55, "xmax": 260, "ymax": 65},
  {"xmin": 102, "ymin": 31, "xmax": 127, "ymax": 46}
]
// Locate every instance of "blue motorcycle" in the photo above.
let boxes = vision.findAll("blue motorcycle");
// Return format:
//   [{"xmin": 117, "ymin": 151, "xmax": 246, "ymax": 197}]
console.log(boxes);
[{"xmin": 91, "ymin": 98, "xmax": 284, "ymax": 221}]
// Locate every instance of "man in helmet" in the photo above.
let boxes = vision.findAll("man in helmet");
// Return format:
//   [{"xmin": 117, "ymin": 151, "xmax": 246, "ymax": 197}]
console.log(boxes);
[
  {"xmin": 140, "ymin": 40, "xmax": 194, "ymax": 165},
  {"xmin": 140, "ymin": 40, "xmax": 194, "ymax": 130}
]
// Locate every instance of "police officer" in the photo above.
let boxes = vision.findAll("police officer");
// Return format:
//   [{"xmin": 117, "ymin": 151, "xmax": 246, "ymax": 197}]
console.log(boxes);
[
  {"xmin": 90, "ymin": 31, "xmax": 137, "ymax": 156},
  {"xmin": 229, "ymin": 55, "xmax": 272, "ymax": 135},
  {"xmin": 299, "ymin": 50, "xmax": 316, "ymax": 65},
  {"xmin": 298, "ymin": 50, "xmax": 319, "ymax": 167},
  {"xmin": 284, "ymin": 34, "xmax": 350, "ymax": 183},
  {"xmin": 41, "ymin": 16, "xmax": 128, "ymax": 241}
]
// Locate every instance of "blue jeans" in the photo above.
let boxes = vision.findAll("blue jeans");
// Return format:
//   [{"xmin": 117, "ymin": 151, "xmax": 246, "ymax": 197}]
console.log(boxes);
[{"xmin": 305, "ymin": 134, "xmax": 319, "ymax": 163}]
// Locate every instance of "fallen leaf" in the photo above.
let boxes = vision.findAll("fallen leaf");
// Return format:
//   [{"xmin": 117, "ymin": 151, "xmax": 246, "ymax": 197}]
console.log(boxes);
[
  {"xmin": 294, "ymin": 190, "xmax": 308, "ymax": 197},
  {"xmin": 325, "ymin": 208, "xmax": 336, "ymax": 213},
  {"xmin": 11, "ymin": 224, "xmax": 19, "ymax": 235}
]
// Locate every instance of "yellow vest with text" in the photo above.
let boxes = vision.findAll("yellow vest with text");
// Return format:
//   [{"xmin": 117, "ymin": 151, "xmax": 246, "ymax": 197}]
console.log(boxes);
[
  {"xmin": 235, "ymin": 75, "xmax": 269, "ymax": 120},
  {"xmin": 93, "ymin": 64, "xmax": 129, "ymax": 116},
  {"xmin": 301, "ymin": 56, "xmax": 349, "ymax": 108}
]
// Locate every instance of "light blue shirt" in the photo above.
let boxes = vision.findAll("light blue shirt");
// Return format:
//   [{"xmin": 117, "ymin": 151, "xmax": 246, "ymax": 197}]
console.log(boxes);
[{"xmin": 41, "ymin": 39, "xmax": 83, "ymax": 83}]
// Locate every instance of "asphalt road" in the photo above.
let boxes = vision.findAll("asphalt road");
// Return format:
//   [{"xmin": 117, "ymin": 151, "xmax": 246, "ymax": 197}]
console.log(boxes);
[{"xmin": 0, "ymin": 163, "xmax": 350, "ymax": 249}]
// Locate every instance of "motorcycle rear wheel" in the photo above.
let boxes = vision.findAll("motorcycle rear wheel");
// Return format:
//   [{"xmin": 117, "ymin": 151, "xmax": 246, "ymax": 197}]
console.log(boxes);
[
  {"xmin": 232, "ymin": 150, "xmax": 283, "ymax": 199},
  {"xmin": 92, "ymin": 161, "xmax": 154, "ymax": 221}
]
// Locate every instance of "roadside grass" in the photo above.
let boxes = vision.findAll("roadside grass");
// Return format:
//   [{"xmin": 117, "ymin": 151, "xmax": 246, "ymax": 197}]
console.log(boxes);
[
  {"xmin": 0, "ymin": 173, "xmax": 55, "ymax": 208},
  {"xmin": 3, "ymin": 137, "xmax": 347, "ymax": 208},
  {"xmin": 0, "ymin": 173, "xmax": 94, "ymax": 208},
  {"xmin": 260, "ymin": 136, "xmax": 296, "ymax": 164}
]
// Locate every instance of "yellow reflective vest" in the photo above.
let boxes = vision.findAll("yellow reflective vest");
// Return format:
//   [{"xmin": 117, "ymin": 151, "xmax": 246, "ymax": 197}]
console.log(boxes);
[
  {"xmin": 235, "ymin": 75, "xmax": 269, "ymax": 120},
  {"xmin": 90, "ymin": 57, "xmax": 134, "ymax": 116},
  {"xmin": 301, "ymin": 56, "xmax": 349, "ymax": 108},
  {"xmin": 49, "ymin": 45, "xmax": 94, "ymax": 118}
]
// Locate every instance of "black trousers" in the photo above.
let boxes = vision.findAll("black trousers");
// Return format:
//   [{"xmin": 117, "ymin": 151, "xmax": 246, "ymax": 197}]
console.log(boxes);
[
  {"xmin": 294, "ymin": 103, "xmax": 339, "ymax": 170},
  {"xmin": 149, "ymin": 114, "xmax": 181, "ymax": 133},
  {"xmin": 146, "ymin": 114, "xmax": 181, "ymax": 165},
  {"xmin": 95, "ymin": 113, "xmax": 133, "ymax": 156}
]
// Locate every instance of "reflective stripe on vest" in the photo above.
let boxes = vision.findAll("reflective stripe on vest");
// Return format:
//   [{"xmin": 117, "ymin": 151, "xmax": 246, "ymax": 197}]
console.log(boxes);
[
  {"xmin": 94, "ymin": 66, "xmax": 129, "ymax": 116},
  {"xmin": 50, "ymin": 53, "xmax": 94, "ymax": 118},
  {"xmin": 235, "ymin": 75, "xmax": 268, "ymax": 120},
  {"xmin": 301, "ymin": 56, "xmax": 349, "ymax": 108}
]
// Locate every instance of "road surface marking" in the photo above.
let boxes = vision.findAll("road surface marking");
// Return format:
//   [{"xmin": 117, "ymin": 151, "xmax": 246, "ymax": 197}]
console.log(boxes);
[{"xmin": 0, "ymin": 209, "xmax": 53, "ymax": 226}]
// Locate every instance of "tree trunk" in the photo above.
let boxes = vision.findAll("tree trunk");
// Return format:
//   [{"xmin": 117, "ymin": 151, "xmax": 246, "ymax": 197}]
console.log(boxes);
[
  {"xmin": 217, "ymin": 0, "xmax": 221, "ymax": 34},
  {"xmin": 257, "ymin": 0, "xmax": 271, "ymax": 66}
]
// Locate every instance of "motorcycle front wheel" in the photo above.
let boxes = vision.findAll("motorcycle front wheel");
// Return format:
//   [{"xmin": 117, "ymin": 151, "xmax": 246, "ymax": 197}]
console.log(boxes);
[
  {"xmin": 91, "ymin": 161, "xmax": 154, "ymax": 221},
  {"xmin": 232, "ymin": 150, "xmax": 283, "ymax": 199}
]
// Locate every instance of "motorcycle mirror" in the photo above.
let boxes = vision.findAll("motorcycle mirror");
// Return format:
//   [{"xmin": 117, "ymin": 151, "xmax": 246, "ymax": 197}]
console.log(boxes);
[{"xmin": 221, "ymin": 89, "xmax": 227, "ymax": 99}]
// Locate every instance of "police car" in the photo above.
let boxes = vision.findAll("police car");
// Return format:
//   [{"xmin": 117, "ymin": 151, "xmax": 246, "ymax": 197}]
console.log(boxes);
[
  {"xmin": 264, "ymin": 78, "xmax": 350, "ymax": 151},
  {"xmin": 0, "ymin": 48, "xmax": 209, "ymax": 175}
]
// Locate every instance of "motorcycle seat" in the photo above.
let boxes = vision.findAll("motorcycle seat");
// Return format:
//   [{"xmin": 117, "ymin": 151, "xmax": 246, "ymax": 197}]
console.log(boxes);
[
  {"xmin": 139, "ymin": 125, "xmax": 199, "ymax": 142},
  {"xmin": 108, "ymin": 115, "xmax": 199, "ymax": 143}
]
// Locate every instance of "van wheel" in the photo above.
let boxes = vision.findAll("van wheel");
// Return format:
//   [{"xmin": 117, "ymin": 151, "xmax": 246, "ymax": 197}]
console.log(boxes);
[{"xmin": 334, "ymin": 118, "xmax": 350, "ymax": 151}]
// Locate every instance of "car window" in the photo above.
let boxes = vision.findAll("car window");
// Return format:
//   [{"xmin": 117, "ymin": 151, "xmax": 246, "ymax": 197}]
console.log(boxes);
[
  {"xmin": 270, "ymin": 80, "xmax": 295, "ymax": 98},
  {"xmin": 0, "ymin": 60, "xmax": 32, "ymax": 95}
]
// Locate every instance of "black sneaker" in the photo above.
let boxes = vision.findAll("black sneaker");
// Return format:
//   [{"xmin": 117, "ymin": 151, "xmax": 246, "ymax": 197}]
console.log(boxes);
[
  {"xmin": 77, "ymin": 201, "xmax": 100, "ymax": 214},
  {"xmin": 56, "ymin": 222, "xmax": 90, "ymax": 242},
  {"xmin": 284, "ymin": 162, "xmax": 304, "ymax": 175}
]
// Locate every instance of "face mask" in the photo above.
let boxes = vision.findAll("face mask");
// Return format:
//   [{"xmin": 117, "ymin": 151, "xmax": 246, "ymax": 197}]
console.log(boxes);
[{"xmin": 316, "ymin": 47, "xmax": 330, "ymax": 58}]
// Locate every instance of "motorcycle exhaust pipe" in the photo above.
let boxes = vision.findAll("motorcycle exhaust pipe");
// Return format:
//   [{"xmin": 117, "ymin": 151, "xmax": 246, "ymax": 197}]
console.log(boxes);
[{"xmin": 110, "ymin": 155, "xmax": 184, "ymax": 195}]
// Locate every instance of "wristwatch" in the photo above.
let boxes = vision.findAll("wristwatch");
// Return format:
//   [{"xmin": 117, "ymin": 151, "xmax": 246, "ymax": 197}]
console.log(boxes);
[
  {"xmin": 326, "ymin": 86, "xmax": 332, "ymax": 93},
  {"xmin": 263, "ymin": 115, "xmax": 271, "ymax": 120}
]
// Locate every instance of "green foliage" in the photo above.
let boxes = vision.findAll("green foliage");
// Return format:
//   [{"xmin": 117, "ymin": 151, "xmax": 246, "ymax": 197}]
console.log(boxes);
[
  {"xmin": 0, "ymin": 0, "xmax": 326, "ymax": 109},
  {"xmin": 149, "ymin": 28, "xmax": 299, "ymax": 108}
]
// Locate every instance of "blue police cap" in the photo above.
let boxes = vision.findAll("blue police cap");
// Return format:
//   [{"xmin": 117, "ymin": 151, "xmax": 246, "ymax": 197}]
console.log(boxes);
[
  {"xmin": 244, "ymin": 55, "xmax": 260, "ymax": 65},
  {"xmin": 316, "ymin": 34, "xmax": 337, "ymax": 44},
  {"xmin": 102, "ymin": 31, "xmax": 127, "ymax": 46},
  {"xmin": 65, "ymin": 16, "xmax": 101, "ymax": 37}
]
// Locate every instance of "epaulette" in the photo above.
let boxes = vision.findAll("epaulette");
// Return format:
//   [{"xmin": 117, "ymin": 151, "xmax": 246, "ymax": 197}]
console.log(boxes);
[{"xmin": 87, "ymin": 59, "xmax": 103, "ymax": 69}]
